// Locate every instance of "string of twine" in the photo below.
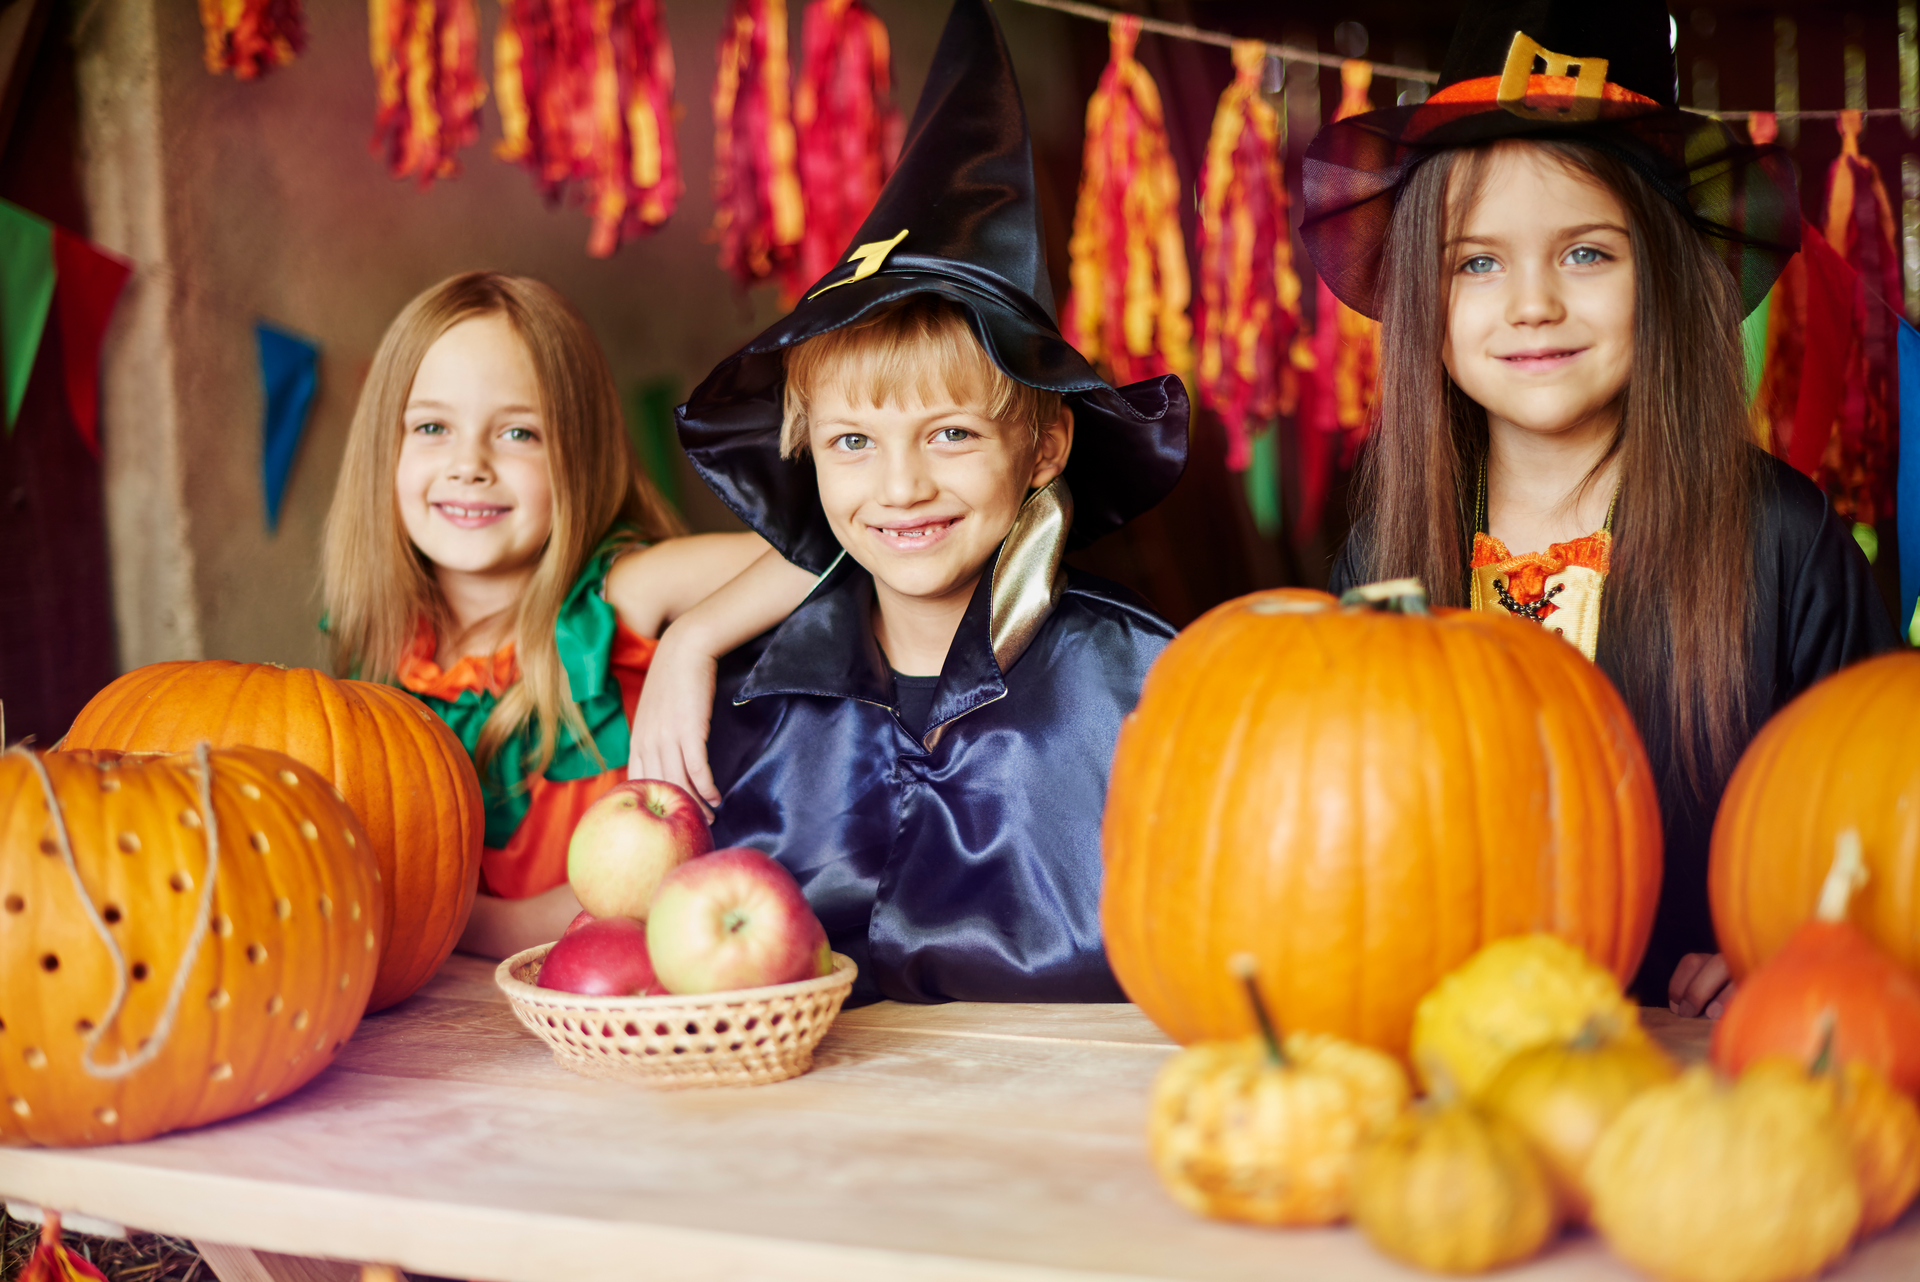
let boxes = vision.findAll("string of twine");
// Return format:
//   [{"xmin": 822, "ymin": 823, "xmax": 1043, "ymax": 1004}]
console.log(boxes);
[
  {"xmin": 1007, "ymin": 0, "xmax": 1920, "ymax": 121},
  {"xmin": 16, "ymin": 742, "xmax": 222, "ymax": 1080}
]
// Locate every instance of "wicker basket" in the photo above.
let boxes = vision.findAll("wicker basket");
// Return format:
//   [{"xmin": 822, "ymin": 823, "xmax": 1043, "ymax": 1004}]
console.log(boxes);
[{"xmin": 494, "ymin": 945, "xmax": 857, "ymax": 1088}]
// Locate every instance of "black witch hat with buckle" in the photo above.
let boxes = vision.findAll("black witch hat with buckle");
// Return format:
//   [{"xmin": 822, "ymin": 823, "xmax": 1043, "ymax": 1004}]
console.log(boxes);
[
  {"xmin": 676, "ymin": 0, "xmax": 1190, "ymax": 575},
  {"xmin": 1299, "ymin": 0, "xmax": 1801, "ymax": 320}
]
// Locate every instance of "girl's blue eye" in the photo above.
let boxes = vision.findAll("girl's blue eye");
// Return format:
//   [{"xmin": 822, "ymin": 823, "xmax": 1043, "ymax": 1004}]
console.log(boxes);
[
  {"xmin": 935, "ymin": 427, "xmax": 973, "ymax": 444},
  {"xmin": 1461, "ymin": 254, "xmax": 1498, "ymax": 275},
  {"xmin": 1566, "ymin": 245, "xmax": 1607, "ymax": 266}
]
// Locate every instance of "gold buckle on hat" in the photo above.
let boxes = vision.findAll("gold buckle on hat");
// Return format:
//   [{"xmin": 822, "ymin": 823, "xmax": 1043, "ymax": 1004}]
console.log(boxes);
[
  {"xmin": 1497, "ymin": 32, "xmax": 1610, "ymax": 121},
  {"xmin": 808, "ymin": 229, "xmax": 910, "ymax": 300}
]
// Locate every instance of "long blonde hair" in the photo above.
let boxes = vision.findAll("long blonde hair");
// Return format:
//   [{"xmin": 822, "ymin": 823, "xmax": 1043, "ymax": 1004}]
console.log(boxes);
[{"xmin": 323, "ymin": 271, "xmax": 685, "ymax": 780}]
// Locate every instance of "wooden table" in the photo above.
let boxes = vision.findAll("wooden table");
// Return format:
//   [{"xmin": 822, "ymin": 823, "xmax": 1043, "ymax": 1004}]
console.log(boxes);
[{"xmin": 3, "ymin": 955, "xmax": 1916, "ymax": 1282}]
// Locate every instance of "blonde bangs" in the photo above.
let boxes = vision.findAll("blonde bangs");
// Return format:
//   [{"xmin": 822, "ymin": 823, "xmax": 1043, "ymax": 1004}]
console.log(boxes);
[{"xmin": 781, "ymin": 296, "xmax": 1059, "ymax": 456}]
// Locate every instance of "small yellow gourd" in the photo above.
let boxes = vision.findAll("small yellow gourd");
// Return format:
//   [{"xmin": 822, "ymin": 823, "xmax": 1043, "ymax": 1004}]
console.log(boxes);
[
  {"xmin": 1480, "ymin": 1027, "xmax": 1676, "ymax": 1222},
  {"xmin": 1149, "ymin": 955, "xmax": 1410, "ymax": 1225},
  {"xmin": 1410, "ymin": 933, "xmax": 1646, "ymax": 1097},
  {"xmin": 1833, "ymin": 1057, "xmax": 1920, "ymax": 1236},
  {"xmin": 1350, "ymin": 1100, "xmax": 1560, "ymax": 1274},
  {"xmin": 1588, "ymin": 1063, "xmax": 1861, "ymax": 1282}
]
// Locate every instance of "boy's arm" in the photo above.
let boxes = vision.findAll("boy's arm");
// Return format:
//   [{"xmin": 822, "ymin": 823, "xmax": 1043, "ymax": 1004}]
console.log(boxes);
[
  {"xmin": 456, "ymin": 881, "xmax": 583, "ymax": 959},
  {"xmin": 629, "ymin": 549, "xmax": 818, "ymax": 812},
  {"xmin": 602, "ymin": 531, "xmax": 771, "ymax": 639}
]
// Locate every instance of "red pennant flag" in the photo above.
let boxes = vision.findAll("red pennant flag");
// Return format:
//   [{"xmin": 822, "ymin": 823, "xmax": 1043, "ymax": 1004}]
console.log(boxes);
[
  {"xmin": 710, "ymin": 0, "xmax": 805, "ymax": 289},
  {"xmin": 49, "ymin": 229, "xmax": 131, "ymax": 458},
  {"xmin": 1195, "ymin": 41, "xmax": 1301, "ymax": 471},
  {"xmin": 787, "ymin": 0, "xmax": 900, "ymax": 305},
  {"xmin": 1758, "ymin": 226, "xmax": 1859, "ymax": 481}
]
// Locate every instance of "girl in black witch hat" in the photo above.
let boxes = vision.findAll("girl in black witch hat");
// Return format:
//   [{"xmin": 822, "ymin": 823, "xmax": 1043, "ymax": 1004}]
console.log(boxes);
[{"xmin": 1307, "ymin": 0, "xmax": 1897, "ymax": 1014}]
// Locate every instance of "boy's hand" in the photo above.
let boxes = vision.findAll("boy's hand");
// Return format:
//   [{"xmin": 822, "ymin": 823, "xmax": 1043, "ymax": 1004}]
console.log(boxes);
[
  {"xmin": 629, "ymin": 627, "xmax": 722, "ymax": 819},
  {"xmin": 1668, "ymin": 952, "xmax": 1735, "ymax": 1019}
]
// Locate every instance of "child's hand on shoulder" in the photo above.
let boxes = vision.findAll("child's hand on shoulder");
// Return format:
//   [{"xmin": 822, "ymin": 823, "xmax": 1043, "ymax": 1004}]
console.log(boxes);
[{"xmin": 629, "ymin": 627, "xmax": 722, "ymax": 816}]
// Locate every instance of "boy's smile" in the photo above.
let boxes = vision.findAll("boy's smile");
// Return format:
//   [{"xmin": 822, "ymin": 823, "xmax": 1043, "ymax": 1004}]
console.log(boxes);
[{"xmin": 807, "ymin": 387, "xmax": 1070, "ymax": 675}]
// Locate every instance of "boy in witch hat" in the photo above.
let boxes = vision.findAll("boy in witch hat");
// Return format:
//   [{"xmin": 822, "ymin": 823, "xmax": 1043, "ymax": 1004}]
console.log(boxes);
[{"xmin": 634, "ymin": 0, "xmax": 1188, "ymax": 1005}]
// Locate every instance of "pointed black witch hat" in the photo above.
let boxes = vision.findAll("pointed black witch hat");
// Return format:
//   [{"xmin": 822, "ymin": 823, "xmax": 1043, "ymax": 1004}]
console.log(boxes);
[
  {"xmin": 1299, "ymin": 0, "xmax": 1800, "ymax": 320},
  {"xmin": 676, "ymin": 0, "xmax": 1190, "ymax": 574}
]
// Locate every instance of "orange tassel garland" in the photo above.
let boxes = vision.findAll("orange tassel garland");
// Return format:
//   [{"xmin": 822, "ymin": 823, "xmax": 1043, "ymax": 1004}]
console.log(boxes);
[
  {"xmin": 199, "ymin": 0, "xmax": 304, "ymax": 79},
  {"xmin": 1196, "ymin": 41, "xmax": 1301, "ymax": 471},
  {"xmin": 1064, "ymin": 15, "xmax": 1193, "ymax": 386},
  {"xmin": 710, "ymin": 0, "xmax": 805, "ymax": 290},
  {"xmin": 787, "ymin": 0, "xmax": 901, "ymax": 304},
  {"xmin": 495, "ymin": 0, "xmax": 684, "ymax": 258},
  {"xmin": 18, "ymin": 1214, "xmax": 108, "ymax": 1282},
  {"xmin": 370, "ymin": 0, "xmax": 485, "ymax": 186}
]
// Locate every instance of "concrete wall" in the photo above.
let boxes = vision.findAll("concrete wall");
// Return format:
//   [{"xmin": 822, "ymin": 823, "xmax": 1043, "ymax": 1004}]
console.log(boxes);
[{"xmin": 71, "ymin": 0, "xmax": 1081, "ymax": 670}]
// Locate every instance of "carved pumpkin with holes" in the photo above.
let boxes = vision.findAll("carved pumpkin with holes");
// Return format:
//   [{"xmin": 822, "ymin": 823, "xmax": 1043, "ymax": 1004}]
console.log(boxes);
[
  {"xmin": 0, "ymin": 746, "xmax": 384, "ymax": 1145},
  {"xmin": 61, "ymin": 660, "xmax": 483, "ymax": 1011}
]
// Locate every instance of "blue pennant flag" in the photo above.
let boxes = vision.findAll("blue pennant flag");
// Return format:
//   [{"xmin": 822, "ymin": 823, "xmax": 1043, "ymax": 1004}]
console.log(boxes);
[
  {"xmin": 256, "ymin": 321, "xmax": 318, "ymax": 531},
  {"xmin": 1899, "ymin": 317, "xmax": 1920, "ymax": 642}
]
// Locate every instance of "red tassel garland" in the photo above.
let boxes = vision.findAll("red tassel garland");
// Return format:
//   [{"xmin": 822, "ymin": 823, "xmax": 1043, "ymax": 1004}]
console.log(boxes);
[
  {"xmin": 710, "ymin": 0, "xmax": 806, "ymax": 290},
  {"xmin": 370, "ymin": 0, "xmax": 485, "ymax": 186},
  {"xmin": 1820, "ymin": 109, "xmax": 1902, "ymax": 525},
  {"xmin": 1064, "ymin": 15, "xmax": 1193, "ymax": 386},
  {"xmin": 1290, "ymin": 60, "xmax": 1381, "ymax": 542},
  {"xmin": 787, "ymin": 0, "xmax": 901, "ymax": 304},
  {"xmin": 494, "ymin": 0, "xmax": 683, "ymax": 258},
  {"xmin": 199, "ymin": 0, "xmax": 305, "ymax": 79},
  {"xmin": 1195, "ymin": 41, "xmax": 1301, "ymax": 471},
  {"xmin": 19, "ymin": 1214, "xmax": 109, "ymax": 1282}
]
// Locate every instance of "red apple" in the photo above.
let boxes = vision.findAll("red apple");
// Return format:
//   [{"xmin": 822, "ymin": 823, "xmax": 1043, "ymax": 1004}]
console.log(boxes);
[
  {"xmin": 536, "ymin": 917, "xmax": 665, "ymax": 996},
  {"xmin": 646, "ymin": 847, "xmax": 832, "ymax": 994},
  {"xmin": 567, "ymin": 779, "xmax": 714, "ymax": 920},
  {"xmin": 562, "ymin": 909, "xmax": 596, "ymax": 937}
]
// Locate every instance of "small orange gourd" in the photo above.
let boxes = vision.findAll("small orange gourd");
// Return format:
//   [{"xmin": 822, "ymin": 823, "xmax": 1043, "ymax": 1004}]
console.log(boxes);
[
  {"xmin": 62, "ymin": 660, "xmax": 483, "ymax": 1011},
  {"xmin": 1832, "ymin": 1057, "xmax": 1920, "ymax": 1235},
  {"xmin": 1480, "ymin": 1026, "xmax": 1676, "ymax": 1222},
  {"xmin": 0, "ymin": 746, "xmax": 384, "ymax": 1145},
  {"xmin": 1712, "ymin": 833, "xmax": 1920, "ymax": 1094},
  {"xmin": 1102, "ymin": 583, "xmax": 1661, "ymax": 1059}
]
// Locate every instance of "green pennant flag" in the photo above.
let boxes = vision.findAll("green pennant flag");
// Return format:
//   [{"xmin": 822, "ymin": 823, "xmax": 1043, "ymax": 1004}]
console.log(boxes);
[{"xmin": 0, "ymin": 200, "xmax": 55, "ymax": 431}]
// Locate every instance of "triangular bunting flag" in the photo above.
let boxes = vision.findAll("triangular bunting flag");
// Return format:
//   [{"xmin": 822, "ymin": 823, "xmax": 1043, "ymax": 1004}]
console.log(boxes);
[
  {"xmin": 0, "ymin": 200, "xmax": 55, "ymax": 432},
  {"xmin": 50, "ymin": 228, "xmax": 132, "ymax": 457},
  {"xmin": 256, "ymin": 321, "xmax": 319, "ymax": 530}
]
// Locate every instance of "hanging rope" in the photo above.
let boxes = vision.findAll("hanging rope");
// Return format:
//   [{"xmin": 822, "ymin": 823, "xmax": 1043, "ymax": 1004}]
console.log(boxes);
[{"xmin": 18, "ymin": 743, "xmax": 223, "ymax": 1081}]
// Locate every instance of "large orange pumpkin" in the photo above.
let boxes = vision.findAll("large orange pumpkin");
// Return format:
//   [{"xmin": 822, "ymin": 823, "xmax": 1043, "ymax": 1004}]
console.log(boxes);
[
  {"xmin": 1712, "ymin": 652, "xmax": 1920, "ymax": 980},
  {"xmin": 62, "ymin": 661, "xmax": 482, "ymax": 1011},
  {"xmin": 1102, "ymin": 587, "xmax": 1662, "ymax": 1057},
  {"xmin": 0, "ymin": 746, "xmax": 384, "ymax": 1145}
]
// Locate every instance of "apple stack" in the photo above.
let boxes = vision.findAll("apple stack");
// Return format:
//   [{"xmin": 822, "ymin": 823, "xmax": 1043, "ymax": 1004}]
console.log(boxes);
[{"xmin": 496, "ymin": 780, "xmax": 853, "ymax": 1088}]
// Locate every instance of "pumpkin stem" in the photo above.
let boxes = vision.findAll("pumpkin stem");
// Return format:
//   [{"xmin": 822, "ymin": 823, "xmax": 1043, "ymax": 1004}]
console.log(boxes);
[
  {"xmin": 1230, "ymin": 952, "xmax": 1288, "ymax": 1067},
  {"xmin": 1810, "ymin": 1008, "xmax": 1839, "ymax": 1077},
  {"xmin": 1338, "ymin": 578, "xmax": 1430, "ymax": 615},
  {"xmin": 1815, "ymin": 831, "xmax": 1869, "ymax": 923}
]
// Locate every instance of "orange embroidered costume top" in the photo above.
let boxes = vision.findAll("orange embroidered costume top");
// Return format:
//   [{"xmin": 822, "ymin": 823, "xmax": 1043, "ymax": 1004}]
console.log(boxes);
[{"xmin": 1468, "ymin": 528, "xmax": 1612, "ymax": 660}]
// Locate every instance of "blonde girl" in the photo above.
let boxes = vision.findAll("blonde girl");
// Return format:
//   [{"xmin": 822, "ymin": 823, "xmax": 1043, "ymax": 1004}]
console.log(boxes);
[{"xmin": 324, "ymin": 272, "xmax": 791, "ymax": 958}]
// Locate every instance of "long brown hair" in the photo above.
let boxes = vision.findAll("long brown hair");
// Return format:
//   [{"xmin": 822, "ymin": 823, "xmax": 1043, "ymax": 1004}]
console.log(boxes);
[
  {"xmin": 322, "ymin": 271, "xmax": 685, "ymax": 779},
  {"xmin": 1354, "ymin": 140, "xmax": 1757, "ymax": 799}
]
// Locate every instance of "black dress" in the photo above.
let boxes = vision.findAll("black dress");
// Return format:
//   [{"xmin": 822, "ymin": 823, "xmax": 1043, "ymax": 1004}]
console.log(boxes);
[{"xmin": 1330, "ymin": 451, "xmax": 1899, "ymax": 1002}]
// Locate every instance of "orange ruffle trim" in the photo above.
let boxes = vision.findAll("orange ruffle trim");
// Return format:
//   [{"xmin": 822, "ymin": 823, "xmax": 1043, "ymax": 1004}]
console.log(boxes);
[{"xmin": 397, "ymin": 621, "xmax": 659, "ymax": 900}]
